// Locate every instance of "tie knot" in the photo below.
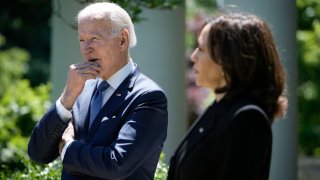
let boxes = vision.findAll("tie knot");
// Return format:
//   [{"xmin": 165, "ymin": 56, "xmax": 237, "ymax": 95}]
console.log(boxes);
[{"xmin": 97, "ymin": 81, "xmax": 109, "ymax": 91}]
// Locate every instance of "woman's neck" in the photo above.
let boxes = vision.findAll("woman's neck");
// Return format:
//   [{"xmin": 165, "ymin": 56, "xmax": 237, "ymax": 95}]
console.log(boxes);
[{"xmin": 215, "ymin": 92, "xmax": 226, "ymax": 102}]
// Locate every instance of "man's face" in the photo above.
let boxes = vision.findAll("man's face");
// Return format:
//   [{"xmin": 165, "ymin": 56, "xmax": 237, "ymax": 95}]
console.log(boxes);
[{"xmin": 78, "ymin": 18, "xmax": 124, "ymax": 80}]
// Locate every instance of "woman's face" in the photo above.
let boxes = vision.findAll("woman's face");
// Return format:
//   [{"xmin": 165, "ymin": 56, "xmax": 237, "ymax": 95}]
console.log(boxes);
[{"xmin": 190, "ymin": 24, "xmax": 226, "ymax": 92}]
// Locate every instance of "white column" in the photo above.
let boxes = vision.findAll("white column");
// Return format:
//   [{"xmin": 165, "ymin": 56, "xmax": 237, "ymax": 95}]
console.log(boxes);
[
  {"xmin": 223, "ymin": 1, "xmax": 297, "ymax": 179},
  {"xmin": 51, "ymin": 2, "xmax": 187, "ymax": 162},
  {"xmin": 131, "ymin": 8, "xmax": 187, "ymax": 161},
  {"xmin": 51, "ymin": 0, "xmax": 83, "ymax": 99}
]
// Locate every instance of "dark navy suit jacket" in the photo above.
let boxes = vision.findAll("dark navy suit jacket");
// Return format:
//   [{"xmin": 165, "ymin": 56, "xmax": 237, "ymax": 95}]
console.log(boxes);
[
  {"xmin": 28, "ymin": 67, "xmax": 168, "ymax": 179},
  {"xmin": 167, "ymin": 97, "xmax": 271, "ymax": 180}
]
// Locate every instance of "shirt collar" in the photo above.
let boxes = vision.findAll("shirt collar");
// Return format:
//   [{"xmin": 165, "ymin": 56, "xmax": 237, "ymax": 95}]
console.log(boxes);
[{"xmin": 97, "ymin": 59, "xmax": 135, "ymax": 90}]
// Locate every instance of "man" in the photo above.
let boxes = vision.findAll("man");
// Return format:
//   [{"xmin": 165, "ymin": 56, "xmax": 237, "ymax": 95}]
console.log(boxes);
[{"xmin": 28, "ymin": 2, "xmax": 168, "ymax": 179}]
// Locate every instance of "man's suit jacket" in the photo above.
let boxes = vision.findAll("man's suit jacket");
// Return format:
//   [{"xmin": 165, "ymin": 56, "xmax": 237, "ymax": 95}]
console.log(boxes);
[
  {"xmin": 28, "ymin": 67, "xmax": 168, "ymax": 180},
  {"xmin": 167, "ymin": 97, "xmax": 272, "ymax": 180}
]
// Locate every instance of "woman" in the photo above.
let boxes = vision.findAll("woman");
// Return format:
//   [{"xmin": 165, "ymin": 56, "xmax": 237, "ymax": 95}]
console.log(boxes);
[{"xmin": 167, "ymin": 13, "xmax": 287, "ymax": 180}]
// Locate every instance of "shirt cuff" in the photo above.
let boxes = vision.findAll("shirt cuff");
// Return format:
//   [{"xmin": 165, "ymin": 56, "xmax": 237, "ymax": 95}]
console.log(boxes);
[
  {"xmin": 61, "ymin": 140, "xmax": 74, "ymax": 161},
  {"xmin": 56, "ymin": 98, "xmax": 73, "ymax": 123}
]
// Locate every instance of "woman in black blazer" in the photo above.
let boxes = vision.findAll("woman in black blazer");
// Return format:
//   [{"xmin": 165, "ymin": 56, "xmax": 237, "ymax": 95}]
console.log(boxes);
[{"xmin": 167, "ymin": 13, "xmax": 287, "ymax": 180}]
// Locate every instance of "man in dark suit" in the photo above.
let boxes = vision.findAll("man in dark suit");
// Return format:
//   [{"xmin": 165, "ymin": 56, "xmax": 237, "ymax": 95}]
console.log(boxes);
[{"xmin": 28, "ymin": 2, "xmax": 168, "ymax": 179}]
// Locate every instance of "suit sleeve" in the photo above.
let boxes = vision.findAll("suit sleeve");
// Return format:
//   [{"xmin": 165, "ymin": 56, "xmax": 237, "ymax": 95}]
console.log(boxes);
[
  {"xmin": 62, "ymin": 90, "xmax": 168, "ymax": 179},
  {"xmin": 28, "ymin": 105, "xmax": 69, "ymax": 163},
  {"xmin": 217, "ymin": 109, "xmax": 272, "ymax": 180}
]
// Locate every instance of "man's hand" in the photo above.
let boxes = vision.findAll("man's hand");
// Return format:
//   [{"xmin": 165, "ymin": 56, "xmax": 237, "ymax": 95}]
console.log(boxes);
[
  {"xmin": 60, "ymin": 62, "xmax": 101, "ymax": 110},
  {"xmin": 59, "ymin": 121, "xmax": 75, "ymax": 154}
]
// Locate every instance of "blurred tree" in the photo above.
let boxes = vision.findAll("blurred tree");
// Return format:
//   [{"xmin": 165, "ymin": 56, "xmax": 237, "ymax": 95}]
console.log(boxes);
[
  {"xmin": 0, "ymin": 0, "xmax": 51, "ymax": 86},
  {"xmin": 0, "ymin": 34, "xmax": 51, "ymax": 172},
  {"xmin": 0, "ymin": 35, "xmax": 29, "ymax": 96},
  {"xmin": 297, "ymin": 0, "xmax": 320, "ymax": 156}
]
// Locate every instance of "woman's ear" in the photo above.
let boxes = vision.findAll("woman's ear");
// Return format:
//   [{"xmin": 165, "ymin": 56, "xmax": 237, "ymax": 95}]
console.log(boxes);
[{"xmin": 120, "ymin": 29, "xmax": 129, "ymax": 51}]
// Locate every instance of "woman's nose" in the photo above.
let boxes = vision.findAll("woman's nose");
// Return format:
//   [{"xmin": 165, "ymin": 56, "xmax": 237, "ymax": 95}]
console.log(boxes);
[{"xmin": 190, "ymin": 49, "xmax": 197, "ymax": 63}]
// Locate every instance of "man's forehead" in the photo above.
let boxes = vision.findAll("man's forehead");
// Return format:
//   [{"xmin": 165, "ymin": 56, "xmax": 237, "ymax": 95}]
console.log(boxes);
[
  {"xmin": 78, "ymin": 18, "xmax": 112, "ymax": 33},
  {"xmin": 79, "ymin": 17, "xmax": 111, "ymax": 26}
]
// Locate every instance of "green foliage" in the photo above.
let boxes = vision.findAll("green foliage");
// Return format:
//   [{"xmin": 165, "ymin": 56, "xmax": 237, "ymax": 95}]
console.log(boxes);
[
  {"xmin": 0, "ymin": 157, "xmax": 61, "ymax": 180},
  {"xmin": 93, "ymin": 0, "xmax": 184, "ymax": 22},
  {"xmin": 0, "ymin": 34, "xmax": 51, "ymax": 172},
  {"xmin": 0, "ymin": 1, "xmax": 51, "ymax": 86},
  {"xmin": 0, "ymin": 35, "xmax": 29, "ymax": 96},
  {"xmin": 0, "ymin": 153, "xmax": 168, "ymax": 179},
  {"xmin": 154, "ymin": 153, "xmax": 169, "ymax": 180},
  {"xmin": 297, "ymin": 0, "xmax": 320, "ymax": 156}
]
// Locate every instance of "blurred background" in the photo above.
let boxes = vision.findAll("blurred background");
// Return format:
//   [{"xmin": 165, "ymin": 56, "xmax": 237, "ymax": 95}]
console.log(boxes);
[{"xmin": 0, "ymin": 0, "xmax": 319, "ymax": 179}]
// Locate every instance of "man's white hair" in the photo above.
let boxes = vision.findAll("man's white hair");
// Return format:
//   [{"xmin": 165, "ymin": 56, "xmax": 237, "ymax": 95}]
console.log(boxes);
[{"xmin": 77, "ymin": 2, "xmax": 137, "ymax": 48}]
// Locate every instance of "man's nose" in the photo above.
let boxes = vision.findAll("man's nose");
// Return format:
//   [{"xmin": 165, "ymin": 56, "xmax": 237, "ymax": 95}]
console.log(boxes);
[{"xmin": 82, "ymin": 41, "xmax": 93, "ymax": 53}]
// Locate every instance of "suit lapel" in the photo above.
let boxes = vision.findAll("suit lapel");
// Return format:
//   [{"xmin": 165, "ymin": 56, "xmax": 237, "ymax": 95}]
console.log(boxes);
[
  {"xmin": 174, "ymin": 99, "xmax": 232, "ymax": 166},
  {"xmin": 86, "ymin": 67, "xmax": 141, "ymax": 140},
  {"xmin": 173, "ymin": 104, "xmax": 216, "ymax": 165}
]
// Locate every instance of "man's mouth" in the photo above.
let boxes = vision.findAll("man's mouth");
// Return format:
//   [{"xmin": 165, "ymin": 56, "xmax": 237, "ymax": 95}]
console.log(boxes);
[{"xmin": 88, "ymin": 58, "xmax": 98, "ymax": 62}]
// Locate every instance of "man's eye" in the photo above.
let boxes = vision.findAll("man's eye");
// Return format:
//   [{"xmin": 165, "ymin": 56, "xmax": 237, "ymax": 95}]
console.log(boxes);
[{"xmin": 92, "ymin": 36, "xmax": 99, "ymax": 40}]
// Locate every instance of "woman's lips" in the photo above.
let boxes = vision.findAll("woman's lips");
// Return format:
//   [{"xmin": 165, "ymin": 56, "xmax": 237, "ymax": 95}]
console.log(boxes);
[{"xmin": 193, "ymin": 68, "xmax": 198, "ymax": 74}]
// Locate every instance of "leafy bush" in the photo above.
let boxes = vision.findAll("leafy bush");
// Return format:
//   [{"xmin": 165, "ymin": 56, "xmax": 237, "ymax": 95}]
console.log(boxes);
[
  {"xmin": 0, "ymin": 154, "xmax": 168, "ymax": 180},
  {"xmin": 0, "ymin": 34, "xmax": 51, "ymax": 174},
  {"xmin": 0, "ymin": 157, "xmax": 61, "ymax": 180},
  {"xmin": 0, "ymin": 35, "xmax": 29, "ymax": 96},
  {"xmin": 0, "ymin": 80, "xmax": 51, "ymax": 167},
  {"xmin": 155, "ymin": 153, "xmax": 169, "ymax": 180},
  {"xmin": 297, "ymin": 0, "xmax": 320, "ymax": 156}
]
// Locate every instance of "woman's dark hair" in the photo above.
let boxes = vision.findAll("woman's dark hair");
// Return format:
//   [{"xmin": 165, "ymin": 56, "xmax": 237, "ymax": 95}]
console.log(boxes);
[{"xmin": 205, "ymin": 13, "xmax": 286, "ymax": 121}]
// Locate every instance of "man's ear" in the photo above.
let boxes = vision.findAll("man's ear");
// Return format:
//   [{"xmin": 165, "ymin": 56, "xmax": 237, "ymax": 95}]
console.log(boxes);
[{"xmin": 120, "ymin": 29, "xmax": 129, "ymax": 51}]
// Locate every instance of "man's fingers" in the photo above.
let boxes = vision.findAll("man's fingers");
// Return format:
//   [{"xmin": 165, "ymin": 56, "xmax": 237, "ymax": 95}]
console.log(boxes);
[
  {"xmin": 73, "ymin": 62, "xmax": 100, "ymax": 71},
  {"xmin": 63, "ymin": 121, "xmax": 74, "ymax": 137},
  {"xmin": 66, "ymin": 121, "xmax": 74, "ymax": 130},
  {"xmin": 76, "ymin": 68, "xmax": 100, "ymax": 77},
  {"xmin": 71, "ymin": 63, "xmax": 101, "ymax": 77}
]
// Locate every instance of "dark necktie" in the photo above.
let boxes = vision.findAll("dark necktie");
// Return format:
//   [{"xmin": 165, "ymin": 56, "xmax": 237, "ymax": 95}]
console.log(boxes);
[{"xmin": 89, "ymin": 81, "xmax": 109, "ymax": 128}]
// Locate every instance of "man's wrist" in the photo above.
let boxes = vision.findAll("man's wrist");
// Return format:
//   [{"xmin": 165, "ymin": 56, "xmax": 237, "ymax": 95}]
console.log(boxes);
[
  {"xmin": 59, "ymin": 89, "xmax": 78, "ymax": 110},
  {"xmin": 56, "ymin": 98, "xmax": 73, "ymax": 122},
  {"xmin": 60, "ymin": 140, "xmax": 74, "ymax": 160}
]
